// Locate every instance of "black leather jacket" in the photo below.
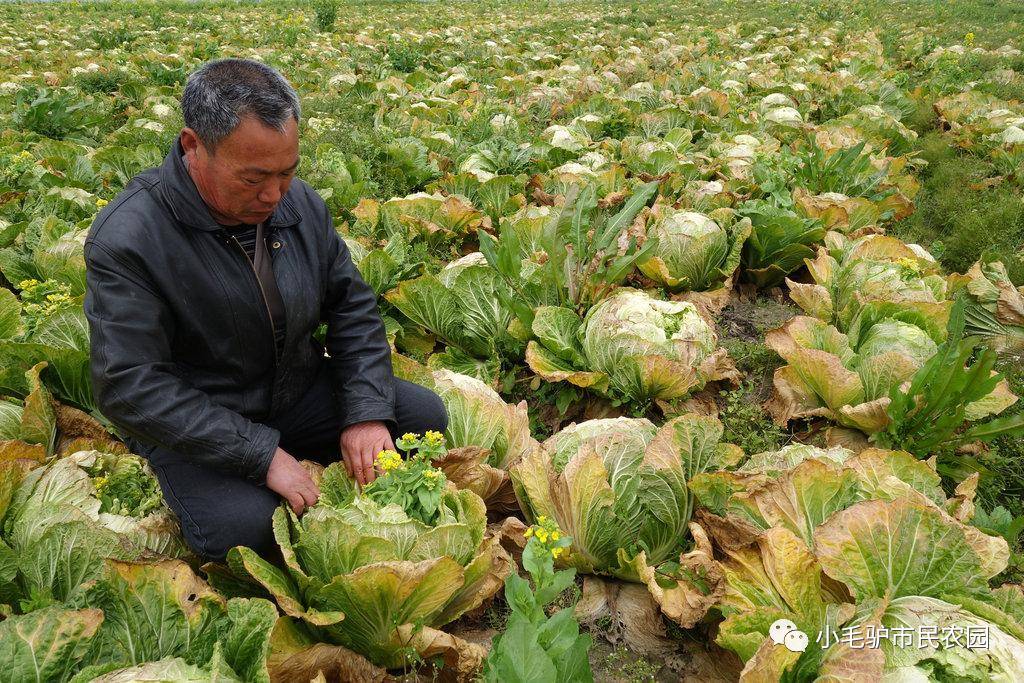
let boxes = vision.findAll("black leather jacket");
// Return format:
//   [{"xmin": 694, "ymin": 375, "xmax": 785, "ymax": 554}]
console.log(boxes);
[{"xmin": 84, "ymin": 136, "xmax": 395, "ymax": 483}]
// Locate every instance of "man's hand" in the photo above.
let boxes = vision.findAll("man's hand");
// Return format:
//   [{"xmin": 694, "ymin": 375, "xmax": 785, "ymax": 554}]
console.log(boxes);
[
  {"xmin": 341, "ymin": 421, "xmax": 394, "ymax": 486},
  {"xmin": 265, "ymin": 447, "xmax": 320, "ymax": 515}
]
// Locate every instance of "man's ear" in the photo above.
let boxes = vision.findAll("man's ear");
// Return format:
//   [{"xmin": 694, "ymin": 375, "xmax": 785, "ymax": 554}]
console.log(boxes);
[{"xmin": 180, "ymin": 127, "xmax": 207, "ymax": 164}]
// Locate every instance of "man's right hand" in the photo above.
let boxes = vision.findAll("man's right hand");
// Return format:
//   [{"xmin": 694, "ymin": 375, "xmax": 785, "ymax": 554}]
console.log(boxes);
[{"xmin": 265, "ymin": 447, "xmax": 320, "ymax": 515}]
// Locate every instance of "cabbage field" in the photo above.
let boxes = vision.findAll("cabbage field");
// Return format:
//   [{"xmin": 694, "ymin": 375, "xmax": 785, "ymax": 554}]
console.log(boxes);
[{"xmin": 3, "ymin": 0, "xmax": 1024, "ymax": 680}]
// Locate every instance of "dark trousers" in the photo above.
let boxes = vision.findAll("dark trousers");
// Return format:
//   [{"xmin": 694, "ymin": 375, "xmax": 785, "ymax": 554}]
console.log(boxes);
[{"xmin": 140, "ymin": 374, "xmax": 447, "ymax": 562}]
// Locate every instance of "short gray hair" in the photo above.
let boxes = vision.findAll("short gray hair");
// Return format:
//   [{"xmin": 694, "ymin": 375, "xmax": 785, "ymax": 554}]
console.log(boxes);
[{"xmin": 181, "ymin": 58, "xmax": 301, "ymax": 151}]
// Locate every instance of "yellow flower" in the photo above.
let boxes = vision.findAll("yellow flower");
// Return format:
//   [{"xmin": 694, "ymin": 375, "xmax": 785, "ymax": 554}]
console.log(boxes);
[
  {"xmin": 18, "ymin": 279, "xmax": 40, "ymax": 290},
  {"xmin": 550, "ymin": 531, "xmax": 560, "ymax": 542},
  {"xmin": 965, "ymin": 32, "xmax": 975, "ymax": 47},
  {"xmin": 424, "ymin": 430, "xmax": 444, "ymax": 446},
  {"xmin": 401, "ymin": 432, "xmax": 418, "ymax": 441},
  {"xmin": 524, "ymin": 527, "xmax": 534, "ymax": 538},
  {"xmin": 96, "ymin": 198, "xmax": 108, "ymax": 208},
  {"xmin": 376, "ymin": 449, "xmax": 403, "ymax": 472},
  {"xmin": 18, "ymin": 150, "xmax": 32, "ymax": 159},
  {"xmin": 537, "ymin": 515, "xmax": 547, "ymax": 524},
  {"xmin": 424, "ymin": 469, "xmax": 439, "ymax": 479},
  {"xmin": 551, "ymin": 547, "xmax": 565, "ymax": 559},
  {"xmin": 535, "ymin": 529, "xmax": 549, "ymax": 543}
]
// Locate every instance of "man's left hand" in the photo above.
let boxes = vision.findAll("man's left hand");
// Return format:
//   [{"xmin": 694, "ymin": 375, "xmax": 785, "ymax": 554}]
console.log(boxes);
[{"xmin": 340, "ymin": 421, "xmax": 394, "ymax": 486}]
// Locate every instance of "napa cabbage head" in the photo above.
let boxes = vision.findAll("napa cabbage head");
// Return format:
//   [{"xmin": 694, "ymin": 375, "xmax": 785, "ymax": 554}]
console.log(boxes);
[
  {"xmin": 854, "ymin": 320, "xmax": 938, "ymax": 401},
  {"xmin": 580, "ymin": 289, "xmax": 720, "ymax": 402},
  {"xmin": 510, "ymin": 413, "xmax": 730, "ymax": 627},
  {"xmin": 3, "ymin": 450, "xmax": 188, "ymax": 558},
  {"xmin": 637, "ymin": 206, "xmax": 749, "ymax": 291}
]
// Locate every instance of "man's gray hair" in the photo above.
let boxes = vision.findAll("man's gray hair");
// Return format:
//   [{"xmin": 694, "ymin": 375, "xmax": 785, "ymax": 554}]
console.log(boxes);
[{"xmin": 181, "ymin": 58, "xmax": 301, "ymax": 151}]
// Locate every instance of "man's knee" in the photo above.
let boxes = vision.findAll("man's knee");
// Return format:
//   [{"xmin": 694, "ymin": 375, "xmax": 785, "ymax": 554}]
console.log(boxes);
[{"xmin": 394, "ymin": 378, "xmax": 448, "ymax": 436}]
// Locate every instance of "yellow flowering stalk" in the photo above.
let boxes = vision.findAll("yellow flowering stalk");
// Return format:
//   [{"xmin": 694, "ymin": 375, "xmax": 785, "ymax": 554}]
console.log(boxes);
[{"xmin": 524, "ymin": 515, "xmax": 570, "ymax": 562}]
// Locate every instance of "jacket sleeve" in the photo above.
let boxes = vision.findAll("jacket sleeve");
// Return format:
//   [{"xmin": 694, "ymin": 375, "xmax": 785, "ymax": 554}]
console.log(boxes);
[
  {"xmin": 84, "ymin": 239, "xmax": 280, "ymax": 483},
  {"xmin": 318, "ymin": 197, "xmax": 396, "ymax": 430}
]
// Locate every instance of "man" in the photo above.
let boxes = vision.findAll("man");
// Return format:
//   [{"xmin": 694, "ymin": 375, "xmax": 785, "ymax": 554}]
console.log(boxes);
[{"xmin": 84, "ymin": 58, "xmax": 447, "ymax": 563}]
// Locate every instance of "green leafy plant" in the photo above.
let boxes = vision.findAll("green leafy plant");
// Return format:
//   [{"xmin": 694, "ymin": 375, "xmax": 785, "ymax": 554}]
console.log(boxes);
[
  {"xmin": 876, "ymin": 298, "xmax": 1024, "ymax": 458},
  {"xmin": 483, "ymin": 517, "xmax": 593, "ymax": 683},
  {"xmin": 362, "ymin": 430, "xmax": 448, "ymax": 525},
  {"xmin": 738, "ymin": 200, "xmax": 825, "ymax": 288},
  {"xmin": 479, "ymin": 180, "xmax": 661, "ymax": 320},
  {"xmin": 11, "ymin": 86, "xmax": 104, "ymax": 143},
  {"xmin": 84, "ymin": 451, "xmax": 163, "ymax": 518}
]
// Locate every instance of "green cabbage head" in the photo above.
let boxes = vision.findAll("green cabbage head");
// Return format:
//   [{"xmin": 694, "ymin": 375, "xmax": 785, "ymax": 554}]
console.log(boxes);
[
  {"xmin": 637, "ymin": 205, "xmax": 750, "ymax": 291},
  {"xmin": 580, "ymin": 288, "xmax": 722, "ymax": 402}
]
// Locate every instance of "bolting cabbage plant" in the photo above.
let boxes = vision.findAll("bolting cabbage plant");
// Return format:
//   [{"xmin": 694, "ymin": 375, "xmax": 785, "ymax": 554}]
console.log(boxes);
[
  {"xmin": 392, "ymin": 354, "xmax": 537, "ymax": 512},
  {"xmin": 227, "ymin": 456, "xmax": 512, "ymax": 669},
  {"xmin": 3, "ymin": 448, "xmax": 188, "ymax": 558}
]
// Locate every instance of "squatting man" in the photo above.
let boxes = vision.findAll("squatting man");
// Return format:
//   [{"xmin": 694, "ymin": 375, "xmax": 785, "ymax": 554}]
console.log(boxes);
[{"xmin": 84, "ymin": 58, "xmax": 448, "ymax": 562}]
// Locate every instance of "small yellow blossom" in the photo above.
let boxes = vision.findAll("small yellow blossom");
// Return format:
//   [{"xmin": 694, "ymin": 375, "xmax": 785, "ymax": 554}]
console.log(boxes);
[
  {"xmin": 96, "ymin": 198, "xmax": 108, "ymax": 208},
  {"xmin": 550, "ymin": 531, "xmax": 560, "ymax": 542},
  {"xmin": 965, "ymin": 32, "xmax": 975, "ymax": 47},
  {"xmin": 535, "ymin": 529, "xmax": 549, "ymax": 543},
  {"xmin": 424, "ymin": 430, "xmax": 444, "ymax": 446},
  {"xmin": 18, "ymin": 279, "xmax": 40, "ymax": 290},
  {"xmin": 18, "ymin": 150, "xmax": 32, "ymax": 159},
  {"xmin": 551, "ymin": 547, "xmax": 566, "ymax": 559},
  {"xmin": 524, "ymin": 527, "xmax": 534, "ymax": 538},
  {"xmin": 376, "ymin": 449, "xmax": 403, "ymax": 472},
  {"xmin": 424, "ymin": 469, "xmax": 439, "ymax": 479}
]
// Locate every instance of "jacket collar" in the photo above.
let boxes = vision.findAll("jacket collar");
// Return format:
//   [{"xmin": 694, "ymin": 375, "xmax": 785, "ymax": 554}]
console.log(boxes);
[{"xmin": 158, "ymin": 134, "xmax": 302, "ymax": 232}]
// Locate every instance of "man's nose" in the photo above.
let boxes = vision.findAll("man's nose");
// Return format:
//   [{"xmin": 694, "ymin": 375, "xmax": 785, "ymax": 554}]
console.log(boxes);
[{"xmin": 258, "ymin": 183, "xmax": 282, "ymax": 204}]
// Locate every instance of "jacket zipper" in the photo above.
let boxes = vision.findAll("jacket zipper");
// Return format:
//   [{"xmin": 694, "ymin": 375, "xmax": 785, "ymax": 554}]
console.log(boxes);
[{"xmin": 224, "ymin": 231, "xmax": 279, "ymax": 365}]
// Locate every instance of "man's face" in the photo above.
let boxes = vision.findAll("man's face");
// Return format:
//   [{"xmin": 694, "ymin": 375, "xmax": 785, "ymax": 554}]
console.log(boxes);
[{"xmin": 181, "ymin": 115, "xmax": 299, "ymax": 226}]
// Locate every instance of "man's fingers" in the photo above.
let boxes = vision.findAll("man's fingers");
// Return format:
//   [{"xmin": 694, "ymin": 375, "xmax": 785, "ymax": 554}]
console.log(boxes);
[
  {"xmin": 361, "ymin": 450, "xmax": 376, "ymax": 483},
  {"xmin": 353, "ymin": 453, "xmax": 367, "ymax": 486},
  {"xmin": 288, "ymin": 494, "xmax": 305, "ymax": 516},
  {"xmin": 301, "ymin": 486, "xmax": 318, "ymax": 508}
]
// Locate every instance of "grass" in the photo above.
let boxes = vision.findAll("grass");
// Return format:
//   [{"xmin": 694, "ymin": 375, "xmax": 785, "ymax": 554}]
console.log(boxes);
[
  {"xmin": 717, "ymin": 382, "xmax": 788, "ymax": 456},
  {"xmin": 976, "ymin": 354, "xmax": 1024, "ymax": 517},
  {"xmin": 890, "ymin": 131, "xmax": 1024, "ymax": 285}
]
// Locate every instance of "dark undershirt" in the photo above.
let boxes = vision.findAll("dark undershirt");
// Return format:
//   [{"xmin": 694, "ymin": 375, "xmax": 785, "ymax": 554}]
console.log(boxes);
[{"xmin": 223, "ymin": 223, "xmax": 287, "ymax": 356}]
